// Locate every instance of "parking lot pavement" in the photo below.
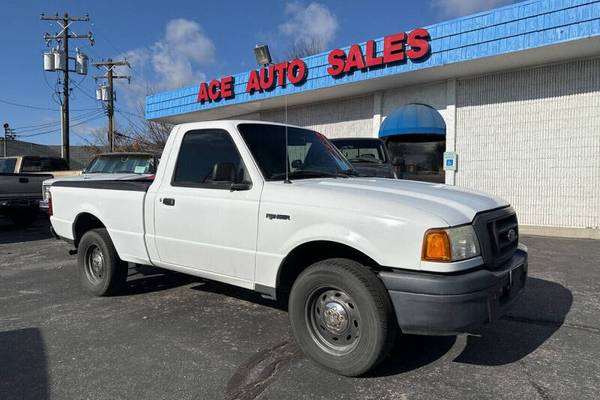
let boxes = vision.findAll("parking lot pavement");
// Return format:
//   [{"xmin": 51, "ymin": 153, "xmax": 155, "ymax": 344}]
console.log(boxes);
[{"xmin": 0, "ymin": 217, "xmax": 599, "ymax": 400}]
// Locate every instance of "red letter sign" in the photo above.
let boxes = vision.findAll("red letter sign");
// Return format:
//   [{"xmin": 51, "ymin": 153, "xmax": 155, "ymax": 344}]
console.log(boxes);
[
  {"xmin": 221, "ymin": 76, "xmax": 234, "ymax": 98},
  {"xmin": 365, "ymin": 40, "xmax": 383, "ymax": 67},
  {"xmin": 343, "ymin": 44, "xmax": 366, "ymax": 73},
  {"xmin": 246, "ymin": 70, "xmax": 261, "ymax": 94},
  {"xmin": 407, "ymin": 28, "xmax": 431, "ymax": 60},
  {"xmin": 197, "ymin": 83, "xmax": 209, "ymax": 103},
  {"xmin": 327, "ymin": 49, "xmax": 346, "ymax": 76},
  {"xmin": 383, "ymin": 32, "xmax": 406, "ymax": 64},
  {"xmin": 287, "ymin": 59, "xmax": 307, "ymax": 85}
]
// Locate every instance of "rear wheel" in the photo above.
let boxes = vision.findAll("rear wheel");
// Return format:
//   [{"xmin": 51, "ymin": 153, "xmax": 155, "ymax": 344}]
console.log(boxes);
[
  {"xmin": 77, "ymin": 228, "xmax": 127, "ymax": 296},
  {"xmin": 288, "ymin": 259, "xmax": 397, "ymax": 376}
]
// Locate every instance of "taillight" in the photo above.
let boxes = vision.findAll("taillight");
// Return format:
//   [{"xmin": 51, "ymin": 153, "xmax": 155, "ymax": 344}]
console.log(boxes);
[{"xmin": 47, "ymin": 192, "xmax": 53, "ymax": 216}]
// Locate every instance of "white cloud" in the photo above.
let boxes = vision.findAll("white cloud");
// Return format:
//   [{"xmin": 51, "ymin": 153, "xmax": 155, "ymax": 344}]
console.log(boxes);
[
  {"xmin": 432, "ymin": 0, "xmax": 515, "ymax": 18},
  {"xmin": 279, "ymin": 2, "xmax": 339, "ymax": 51},
  {"xmin": 118, "ymin": 18, "xmax": 215, "ymax": 107}
]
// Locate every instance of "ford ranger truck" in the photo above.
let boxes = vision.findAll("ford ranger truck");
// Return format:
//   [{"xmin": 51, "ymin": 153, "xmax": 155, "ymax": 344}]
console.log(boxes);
[{"xmin": 48, "ymin": 121, "xmax": 528, "ymax": 376}]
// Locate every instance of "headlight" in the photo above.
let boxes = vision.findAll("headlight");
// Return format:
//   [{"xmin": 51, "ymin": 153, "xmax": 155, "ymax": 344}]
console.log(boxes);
[{"xmin": 422, "ymin": 225, "xmax": 480, "ymax": 262}]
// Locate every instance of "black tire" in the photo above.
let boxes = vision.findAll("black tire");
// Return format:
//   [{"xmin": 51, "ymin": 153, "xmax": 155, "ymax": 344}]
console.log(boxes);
[
  {"xmin": 288, "ymin": 258, "xmax": 397, "ymax": 376},
  {"xmin": 77, "ymin": 228, "xmax": 128, "ymax": 296},
  {"xmin": 9, "ymin": 209, "xmax": 37, "ymax": 227}
]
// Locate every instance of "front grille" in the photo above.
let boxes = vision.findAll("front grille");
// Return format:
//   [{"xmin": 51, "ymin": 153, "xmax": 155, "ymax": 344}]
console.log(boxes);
[{"xmin": 472, "ymin": 206, "xmax": 519, "ymax": 270}]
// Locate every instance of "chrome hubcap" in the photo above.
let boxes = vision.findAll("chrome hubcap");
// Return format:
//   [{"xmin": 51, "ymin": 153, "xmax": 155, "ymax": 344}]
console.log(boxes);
[
  {"xmin": 306, "ymin": 288, "xmax": 361, "ymax": 356},
  {"xmin": 85, "ymin": 245, "xmax": 105, "ymax": 283},
  {"xmin": 323, "ymin": 302, "xmax": 348, "ymax": 333}
]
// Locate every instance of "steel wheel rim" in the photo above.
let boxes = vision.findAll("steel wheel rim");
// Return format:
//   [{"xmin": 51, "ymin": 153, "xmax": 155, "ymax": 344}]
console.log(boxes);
[
  {"xmin": 85, "ymin": 245, "xmax": 105, "ymax": 284},
  {"xmin": 305, "ymin": 287, "xmax": 361, "ymax": 356}
]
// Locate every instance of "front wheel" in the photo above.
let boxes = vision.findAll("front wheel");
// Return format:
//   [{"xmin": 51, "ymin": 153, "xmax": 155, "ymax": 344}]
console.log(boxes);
[
  {"xmin": 288, "ymin": 259, "xmax": 397, "ymax": 376},
  {"xmin": 77, "ymin": 228, "xmax": 127, "ymax": 296}
]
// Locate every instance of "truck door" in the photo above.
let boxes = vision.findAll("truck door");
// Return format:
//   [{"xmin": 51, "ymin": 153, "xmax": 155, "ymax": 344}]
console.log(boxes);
[{"xmin": 152, "ymin": 128, "xmax": 260, "ymax": 285}]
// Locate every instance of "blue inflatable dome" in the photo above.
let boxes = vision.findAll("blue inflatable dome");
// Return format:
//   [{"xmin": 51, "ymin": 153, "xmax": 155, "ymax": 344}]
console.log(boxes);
[{"xmin": 379, "ymin": 103, "xmax": 446, "ymax": 138}]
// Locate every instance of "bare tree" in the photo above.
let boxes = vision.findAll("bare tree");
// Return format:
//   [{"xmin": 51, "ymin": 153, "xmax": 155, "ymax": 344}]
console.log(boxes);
[{"xmin": 286, "ymin": 38, "xmax": 325, "ymax": 59}]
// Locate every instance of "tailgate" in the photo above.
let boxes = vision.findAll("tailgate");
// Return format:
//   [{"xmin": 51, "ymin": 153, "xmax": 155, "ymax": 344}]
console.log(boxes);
[{"xmin": 0, "ymin": 173, "xmax": 52, "ymax": 201}]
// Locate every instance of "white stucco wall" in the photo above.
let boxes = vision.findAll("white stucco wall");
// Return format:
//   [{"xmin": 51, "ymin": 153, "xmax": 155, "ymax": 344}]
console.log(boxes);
[
  {"xmin": 456, "ymin": 58, "xmax": 600, "ymax": 229},
  {"xmin": 259, "ymin": 95, "xmax": 374, "ymax": 139},
  {"xmin": 381, "ymin": 81, "xmax": 451, "ymax": 122}
]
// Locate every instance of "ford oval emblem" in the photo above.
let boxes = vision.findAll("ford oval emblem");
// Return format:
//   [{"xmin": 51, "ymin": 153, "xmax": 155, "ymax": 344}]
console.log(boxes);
[{"xmin": 507, "ymin": 229, "xmax": 518, "ymax": 242}]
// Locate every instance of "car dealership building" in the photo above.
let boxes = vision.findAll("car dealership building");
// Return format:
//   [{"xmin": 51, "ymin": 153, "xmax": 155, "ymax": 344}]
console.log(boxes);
[{"xmin": 146, "ymin": 0, "xmax": 600, "ymax": 238}]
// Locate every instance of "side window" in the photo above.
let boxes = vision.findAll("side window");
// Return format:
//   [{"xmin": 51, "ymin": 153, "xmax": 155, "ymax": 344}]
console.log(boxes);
[{"xmin": 172, "ymin": 129, "xmax": 249, "ymax": 188}]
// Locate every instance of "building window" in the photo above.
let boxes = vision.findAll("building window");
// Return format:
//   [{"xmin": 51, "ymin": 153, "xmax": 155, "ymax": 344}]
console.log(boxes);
[{"xmin": 385, "ymin": 134, "xmax": 445, "ymax": 183}]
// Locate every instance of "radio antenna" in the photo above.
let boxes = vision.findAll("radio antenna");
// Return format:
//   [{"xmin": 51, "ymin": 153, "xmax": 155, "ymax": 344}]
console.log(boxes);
[{"xmin": 284, "ymin": 94, "xmax": 291, "ymax": 184}]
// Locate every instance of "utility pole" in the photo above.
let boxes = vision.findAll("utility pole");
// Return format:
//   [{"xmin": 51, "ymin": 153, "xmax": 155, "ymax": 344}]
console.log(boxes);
[
  {"xmin": 41, "ymin": 13, "xmax": 93, "ymax": 167},
  {"xmin": 3, "ymin": 123, "xmax": 15, "ymax": 157},
  {"xmin": 93, "ymin": 59, "xmax": 130, "ymax": 152}
]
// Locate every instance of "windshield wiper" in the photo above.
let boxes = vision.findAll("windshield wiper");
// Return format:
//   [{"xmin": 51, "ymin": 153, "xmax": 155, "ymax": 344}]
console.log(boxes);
[
  {"xmin": 349, "ymin": 158, "xmax": 381, "ymax": 164},
  {"xmin": 271, "ymin": 170, "xmax": 341, "ymax": 180},
  {"xmin": 338, "ymin": 170, "xmax": 360, "ymax": 177}
]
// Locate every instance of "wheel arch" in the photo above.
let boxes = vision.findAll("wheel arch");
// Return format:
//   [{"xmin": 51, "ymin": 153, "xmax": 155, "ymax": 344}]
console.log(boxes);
[
  {"xmin": 276, "ymin": 240, "xmax": 390, "ymax": 298},
  {"xmin": 72, "ymin": 212, "xmax": 107, "ymax": 248}
]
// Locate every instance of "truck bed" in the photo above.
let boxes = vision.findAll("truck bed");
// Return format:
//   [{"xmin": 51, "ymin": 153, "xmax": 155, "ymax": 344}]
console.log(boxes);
[{"xmin": 50, "ymin": 178, "xmax": 154, "ymax": 265}]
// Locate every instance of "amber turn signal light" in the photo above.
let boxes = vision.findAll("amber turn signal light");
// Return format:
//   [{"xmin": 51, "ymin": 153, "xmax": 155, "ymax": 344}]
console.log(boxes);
[{"xmin": 422, "ymin": 229, "xmax": 451, "ymax": 262}]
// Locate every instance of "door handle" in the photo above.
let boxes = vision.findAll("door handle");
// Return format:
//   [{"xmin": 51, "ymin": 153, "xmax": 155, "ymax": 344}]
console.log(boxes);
[
  {"xmin": 19, "ymin": 177, "xmax": 29, "ymax": 183},
  {"xmin": 161, "ymin": 198, "xmax": 175, "ymax": 206}
]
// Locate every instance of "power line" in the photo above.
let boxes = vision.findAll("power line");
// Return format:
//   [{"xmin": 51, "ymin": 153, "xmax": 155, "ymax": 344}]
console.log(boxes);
[
  {"xmin": 115, "ymin": 109, "xmax": 145, "ymax": 132},
  {"xmin": 0, "ymin": 97, "xmax": 100, "ymax": 112},
  {"xmin": 16, "ymin": 111, "xmax": 105, "ymax": 138},
  {"xmin": 0, "ymin": 98, "xmax": 62, "ymax": 111},
  {"xmin": 14, "ymin": 109, "xmax": 104, "ymax": 133}
]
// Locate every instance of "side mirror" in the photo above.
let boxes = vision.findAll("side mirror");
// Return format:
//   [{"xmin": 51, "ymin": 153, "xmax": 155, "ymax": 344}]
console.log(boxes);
[
  {"xmin": 211, "ymin": 162, "xmax": 236, "ymax": 182},
  {"xmin": 230, "ymin": 182, "xmax": 252, "ymax": 192},
  {"xmin": 391, "ymin": 157, "xmax": 403, "ymax": 166}
]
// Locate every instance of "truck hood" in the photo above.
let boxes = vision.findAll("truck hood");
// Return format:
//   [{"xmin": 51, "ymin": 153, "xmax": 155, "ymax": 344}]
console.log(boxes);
[
  {"xmin": 351, "ymin": 163, "xmax": 396, "ymax": 179},
  {"xmin": 290, "ymin": 178, "xmax": 508, "ymax": 226}
]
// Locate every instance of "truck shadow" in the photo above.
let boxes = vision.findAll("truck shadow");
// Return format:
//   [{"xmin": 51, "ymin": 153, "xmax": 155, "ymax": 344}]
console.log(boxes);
[
  {"xmin": 0, "ymin": 216, "xmax": 52, "ymax": 245},
  {"xmin": 190, "ymin": 280, "xmax": 286, "ymax": 310},
  {"xmin": 142, "ymin": 273, "xmax": 572, "ymax": 377},
  {"xmin": 453, "ymin": 277, "xmax": 573, "ymax": 366},
  {"xmin": 116, "ymin": 265, "xmax": 201, "ymax": 296},
  {"xmin": 0, "ymin": 327, "xmax": 49, "ymax": 400},
  {"xmin": 370, "ymin": 277, "xmax": 573, "ymax": 376}
]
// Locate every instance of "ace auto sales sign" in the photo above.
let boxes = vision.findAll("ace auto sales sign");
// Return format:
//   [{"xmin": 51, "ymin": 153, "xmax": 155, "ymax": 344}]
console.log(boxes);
[{"xmin": 196, "ymin": 28, "xmax": 431, "ymax": 104}]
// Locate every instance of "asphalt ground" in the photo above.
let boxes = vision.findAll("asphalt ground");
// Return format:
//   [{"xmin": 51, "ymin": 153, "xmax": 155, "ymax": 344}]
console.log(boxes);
[{"xmin": 0, "ymin": 216, "xmax": 599, "ymax": 400}]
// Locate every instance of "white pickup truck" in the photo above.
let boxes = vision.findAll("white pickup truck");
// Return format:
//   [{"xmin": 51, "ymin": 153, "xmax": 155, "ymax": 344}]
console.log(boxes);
[{"xmin": 48, "ymin": 121, "xmax": 528, "ymax": 376}]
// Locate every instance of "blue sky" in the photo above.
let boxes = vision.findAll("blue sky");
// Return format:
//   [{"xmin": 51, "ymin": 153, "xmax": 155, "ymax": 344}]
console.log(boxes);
[{"xmin": 0, "ymin": 0, "xmax": 516, "ymax": 145}]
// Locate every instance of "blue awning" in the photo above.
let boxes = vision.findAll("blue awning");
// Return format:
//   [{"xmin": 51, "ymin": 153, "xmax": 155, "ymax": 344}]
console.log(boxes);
[{"xmin": 379, "ymin": 103, "xmax": 446, "ymax": 138}]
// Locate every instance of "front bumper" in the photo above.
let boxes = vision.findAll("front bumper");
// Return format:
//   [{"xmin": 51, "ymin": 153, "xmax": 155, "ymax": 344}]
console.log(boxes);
[{"xmin": 379, "ymin": 246, "xmax": 528, "ymax": 335}]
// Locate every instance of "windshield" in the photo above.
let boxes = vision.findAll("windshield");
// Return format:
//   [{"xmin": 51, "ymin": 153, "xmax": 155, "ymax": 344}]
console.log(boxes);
[
  {"xmin": 331, "ymin": 139, "xmax": 387, "ymax": 164},
  {"xmin": 0, "ymin": 158, "xmax": 17, "ymax": 173},
  {"xmin": 238, "ymin": 123, "xmax": 356, "ymax": 181},
  {"xmin": 85, "ymin": 155, "xmax": 156, "ymax": 174}
]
